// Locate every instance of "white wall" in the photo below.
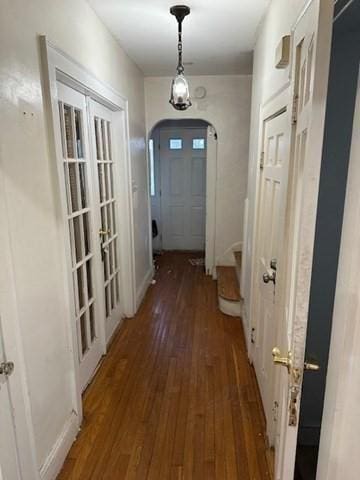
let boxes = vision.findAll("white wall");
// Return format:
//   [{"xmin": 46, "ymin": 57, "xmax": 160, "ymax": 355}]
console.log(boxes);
[
  {"xmin": 243, "ymin": 0, "xmax": 309, "ymax": 331},
  {"xmin": 0, "ymin": 0, "xmax": 150, "ymax": 470},
  {"xmin": 145, "ymin": 75, "xmax": 252, "ymax": 263}
]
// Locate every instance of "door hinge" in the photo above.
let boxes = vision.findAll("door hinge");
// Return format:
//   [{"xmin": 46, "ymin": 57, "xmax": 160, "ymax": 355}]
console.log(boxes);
[
  {"xmin": 292, "ymin": 94, "xmax": 299, "ymax": 125},
  {"xmin": 251, "ymin": 327, "xmax": 256, "ymax": 344},
  {"xmin": 259, "ymin": 152, "xmax": 265, "ymax": 170}
]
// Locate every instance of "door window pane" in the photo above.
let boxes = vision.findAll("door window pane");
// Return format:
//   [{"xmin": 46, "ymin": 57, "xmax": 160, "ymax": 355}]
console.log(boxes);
[
  {"xmin": 193, "ymin": 138, "xmax": 205, "ymax": 150},
  {"xmin": 169, "ymin": 138, "xmax": 182, "ymax": 150}
]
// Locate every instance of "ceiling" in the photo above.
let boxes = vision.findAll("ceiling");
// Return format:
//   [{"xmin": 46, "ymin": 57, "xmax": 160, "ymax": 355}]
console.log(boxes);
[{"xmin": 87, "ymin": 0, "xmax": 270, "ymax": 76}]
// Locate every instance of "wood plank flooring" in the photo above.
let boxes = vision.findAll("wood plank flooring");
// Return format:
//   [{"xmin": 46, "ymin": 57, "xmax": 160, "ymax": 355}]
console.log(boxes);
[{"xmin": 58, "ymin": 252, "xmax": 273, "ymax": 480}]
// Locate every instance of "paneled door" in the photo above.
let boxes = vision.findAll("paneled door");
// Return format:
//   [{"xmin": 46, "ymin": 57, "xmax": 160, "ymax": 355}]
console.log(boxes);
[
  {"xmin": 253, "ymin": 110, "xmax": 290, "ymax": 443},
  {"xmin": 57, "ymin": 83, "xmax": 103, "ymax": 391},
  {"xmin": 89, "ymin": 100, "xmax": 122, "ymax": 342},
  {"xmin": 160, "ymin": 128, "xmax": 207, "ymax": 251},
  {"xmin": 272, "ymin": 1, "xmax": 333, "ymax": 478},
  {"xmin": 0, "ymin": 318, "xmax": 20, "ymax": 480}
]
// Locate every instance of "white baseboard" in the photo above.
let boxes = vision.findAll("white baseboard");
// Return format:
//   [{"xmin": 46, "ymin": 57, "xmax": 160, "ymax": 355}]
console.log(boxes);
[
  {"xmin": 40, "ymin": 411, "xmax": 79, "ymax": 480},
  {"xmin": 136, "ymin": 267, "xmax": 154, "ymax": 311}
]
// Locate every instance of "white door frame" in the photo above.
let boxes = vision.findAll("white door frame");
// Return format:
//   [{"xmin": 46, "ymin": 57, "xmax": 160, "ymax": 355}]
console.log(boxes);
[
  {"xmin": 40, "ymin": 36, "xmax": 136, "ymax": 420},
  {"xmin": 147, "ymin": 121, "xmax": 218, "ymax": 276},
  {"xmin": 0, "ymin": 157, "xmax": 39, "ymax": 478}
]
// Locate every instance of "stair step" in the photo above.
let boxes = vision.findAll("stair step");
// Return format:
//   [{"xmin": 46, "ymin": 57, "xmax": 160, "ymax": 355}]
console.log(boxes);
[{"xmin": 217, "ymin": 266, "xmax": 241, "ymax": 302}]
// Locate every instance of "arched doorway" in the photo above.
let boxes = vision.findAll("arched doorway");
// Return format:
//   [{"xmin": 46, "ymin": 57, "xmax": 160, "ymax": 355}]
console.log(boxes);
[{"xmin": 148, "ymin": 119, "xmax": 217, "ymax": 275}]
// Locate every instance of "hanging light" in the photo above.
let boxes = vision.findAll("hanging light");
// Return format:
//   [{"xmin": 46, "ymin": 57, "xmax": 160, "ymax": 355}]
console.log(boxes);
[{"xmin": 169, "ymin": 5, "xmax": 192, "ymax": 111}]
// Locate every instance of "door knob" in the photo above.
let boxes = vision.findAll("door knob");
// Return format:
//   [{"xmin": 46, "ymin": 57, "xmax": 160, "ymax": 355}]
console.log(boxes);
[
  {"xmin": 272, "ymin": 347, "xmax": 292, "ymax": 373},
  {"xmin": 263, "ymin": 271, "xmax": 276, "ymax": 284},
  {"xmin": 0, "ymin": 361, "xmax": 14, "ymax": 376}
]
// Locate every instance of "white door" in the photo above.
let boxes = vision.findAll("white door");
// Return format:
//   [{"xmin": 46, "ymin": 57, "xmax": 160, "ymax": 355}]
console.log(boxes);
[
  {"xmin": 253, "ymin": 110, "xmax": 290, "ymax": 443},
  {"xmin": 272, "ymin": 1, "xmax": 333, "ymax": 478},
  {"xmin": 89, "ymin": 100, "xmax": 123, "ymax": 342},
  {"xmin": 160, "ymin": 128, "xmax": 207, "ymax": 251},
  {"xmin": 0, "ymin": 319, "xmax": 21, "ymax": 480},
  {"xmin": 57, "ymin": 83, "xmax": 103, "ymax": 391}
]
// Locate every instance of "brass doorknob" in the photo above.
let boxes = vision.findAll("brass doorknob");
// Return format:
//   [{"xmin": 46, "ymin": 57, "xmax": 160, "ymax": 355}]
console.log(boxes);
[{"xmin": 272, "ymin": 347, "xmax": 292, "ymax": 373}]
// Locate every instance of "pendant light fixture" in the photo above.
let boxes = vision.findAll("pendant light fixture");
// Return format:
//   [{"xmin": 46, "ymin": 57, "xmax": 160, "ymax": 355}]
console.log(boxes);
[{"xmin": 169, "ymin": 5, "xmax": 192, "ymax": 111}]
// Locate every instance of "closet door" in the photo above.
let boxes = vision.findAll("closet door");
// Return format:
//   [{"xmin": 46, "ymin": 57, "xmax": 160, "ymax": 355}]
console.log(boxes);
[
  {"xmin": 89, "ymin": 100, "xmax": 122, "ymax": 341},
  {"xmin": 57, "ymin": 83, "xmax": 103, "ymax": 391}
]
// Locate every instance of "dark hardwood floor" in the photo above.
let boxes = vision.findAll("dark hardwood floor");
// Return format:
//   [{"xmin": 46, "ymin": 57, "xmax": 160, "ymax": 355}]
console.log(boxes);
[{"xmin": 58, "ymin": 252, "xmax": 273, "ymax": 479}]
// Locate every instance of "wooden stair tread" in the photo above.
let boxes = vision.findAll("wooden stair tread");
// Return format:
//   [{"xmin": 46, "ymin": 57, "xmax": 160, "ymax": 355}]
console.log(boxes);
[
  {"xmin": 234, "ymin": 250, "xmax": 242, "ymax": 269},
  {"xmin": 217, "ymin": 266, "xmax": 241, "ymax": 302}
]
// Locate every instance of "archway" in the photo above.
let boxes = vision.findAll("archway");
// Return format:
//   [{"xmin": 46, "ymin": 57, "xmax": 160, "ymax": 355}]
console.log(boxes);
[{"xmin": 147, "ymin": 118, "xmax": 218, "ymax": 276}]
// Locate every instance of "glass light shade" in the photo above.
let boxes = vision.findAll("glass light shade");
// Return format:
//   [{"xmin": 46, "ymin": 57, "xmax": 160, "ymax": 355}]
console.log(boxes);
[{"xmin": 169, "ymin": 74, "xmax": 192, "ymax": 110}]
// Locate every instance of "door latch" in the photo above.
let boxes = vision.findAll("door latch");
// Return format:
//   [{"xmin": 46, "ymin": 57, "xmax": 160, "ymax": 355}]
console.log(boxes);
[
  {"xmin": 263, "ymin": 271, "xmax": 276, "ymax": 284},
  {"xmin": 289, "ymin": 386, "xmax": 300, "ymax": 426},
  {"xmin": 0, "ymin": 361, "xmax": 14, "ymax": 377}
]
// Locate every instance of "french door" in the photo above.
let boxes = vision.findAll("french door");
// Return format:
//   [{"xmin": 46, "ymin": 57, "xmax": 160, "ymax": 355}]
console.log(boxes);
[
  {"xmin": 89, "ymin": 100, "xmax": 122, "ymax": 341},
  {"xmin": 57, "ymin": 83, "xmax": 104, "ymax": 391}
]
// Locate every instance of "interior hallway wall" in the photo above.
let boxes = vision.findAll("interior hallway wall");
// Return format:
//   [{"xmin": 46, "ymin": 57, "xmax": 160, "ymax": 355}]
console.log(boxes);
[
  {"xmin": 0, "ymin": 0, "xmax": 150, "ymax": 470},
  {"xmin": 145, "ymin": 75, "xmax": 252, "ymax": 264},
  {"xmin": 243, "ymin": 0, "xmax": 309, "ymax": 334}
]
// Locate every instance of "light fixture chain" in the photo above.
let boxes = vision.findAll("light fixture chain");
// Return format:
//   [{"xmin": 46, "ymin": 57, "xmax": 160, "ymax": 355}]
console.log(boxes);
[{"xmin": 177, "ymin": 20, "xmax": 184, "ymax": 74}]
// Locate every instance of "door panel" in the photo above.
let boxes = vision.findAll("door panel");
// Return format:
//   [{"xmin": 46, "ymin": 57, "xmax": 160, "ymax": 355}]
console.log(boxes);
[
  {"xmin": 89, "ymin": 100, "xmax": 122, "ymax": 342},
  {"xmin": 160, "ymin": 128, "xmax": 207, "ymax": 251},
  {"xmin": 272, "ymin": 1, "xmax": 333, "ymax": 478},
  {"xmin": 253, "ymin": 110, "xmax": 290, "ymax": 443},
  {"xmin": 57, "ymin": 82, "xmax": 103, "ymax": 391},
  {"xmin": 0, "ymin": 319, "xmax": 21, "ymax": 480}
]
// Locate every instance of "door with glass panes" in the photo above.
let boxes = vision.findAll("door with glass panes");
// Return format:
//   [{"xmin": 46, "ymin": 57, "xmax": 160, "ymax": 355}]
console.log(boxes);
[
  {"xmin": 89, "ymin": 100, "xmax": 122, "ymax": 342},
  {"xmin": 57, "ymin": 82, "xmax": 103, "ymax": 391}
]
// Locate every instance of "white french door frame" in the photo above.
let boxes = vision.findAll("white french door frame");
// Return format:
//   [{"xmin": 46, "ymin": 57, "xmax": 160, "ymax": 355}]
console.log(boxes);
[{"xmin": 40, "ymin": 36, "xmax": 136, "ymax": 421}]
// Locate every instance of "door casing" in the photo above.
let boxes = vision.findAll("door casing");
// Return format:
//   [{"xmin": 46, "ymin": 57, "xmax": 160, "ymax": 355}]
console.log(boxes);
[{"xmin": 40, "ymin": 37, "xmax": 136, "ymax": 424}]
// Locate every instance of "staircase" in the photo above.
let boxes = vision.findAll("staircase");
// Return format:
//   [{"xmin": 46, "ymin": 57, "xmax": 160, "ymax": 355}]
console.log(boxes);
[{"xmin": 216, "ymin": 250, "xmax": 242, "ymax": 317}]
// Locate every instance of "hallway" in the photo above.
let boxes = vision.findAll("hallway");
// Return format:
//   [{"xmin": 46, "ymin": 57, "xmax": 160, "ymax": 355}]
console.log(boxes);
[{"xmin": 57, "ymin": 252, "xmax": 272, "ymax": 479}]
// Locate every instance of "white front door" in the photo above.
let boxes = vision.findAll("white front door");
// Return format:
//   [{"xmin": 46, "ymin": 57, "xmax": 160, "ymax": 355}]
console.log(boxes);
[
  {"xmin": 89, "ymin": 100, "xmax": 123, "ymax": 342},
  {"xmin": 0, "ymin": 319, "xmax": 20, "ymax": 480},
  {"xmin": 160, "ymin": 128, "xmax": 207, "ymax": 251},
  {"xmin": 272, "ymin": 1, "xmax": 333, "ymax": 478},
  {"xmin": 253, "ymin": 110, "xmax": 290, "ymax": 443},
  {"xmin": 57, "ymin": 83, "xmax": 103, "ymax": 391}
]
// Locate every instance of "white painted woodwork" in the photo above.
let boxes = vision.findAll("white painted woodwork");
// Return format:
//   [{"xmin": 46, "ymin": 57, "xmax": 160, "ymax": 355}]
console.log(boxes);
[
  {"xmin": 0, "ymin": 320, "xmax": 21, "ymax": 480},
  {"xmin": 252, "ymin": 109, "xmax": 290, "ymax": 444},
  {"xmin": 88, "ymin": 0, "xmax": 270, "ymax": 76},
  {"xmin": 205, "ymin": 125, "xmax": 218, "ymax": 276},
  {"xmin": 89, "ymin": 100, "xmax": 123, "ymax": 342},
  {"xmin": 57, "ymin": 82, "xmax": 104, "ymax": 392},
  {"xmin": 272, "ymin": 1, "xmax": 333, "ymax": 478},
  {"xmin": 160, "ymin": 128, "xmax": 207, "ymax": 251},
  {"xmin": 316, "ymin": 68, "xmax": 360, "ymax": 480}
]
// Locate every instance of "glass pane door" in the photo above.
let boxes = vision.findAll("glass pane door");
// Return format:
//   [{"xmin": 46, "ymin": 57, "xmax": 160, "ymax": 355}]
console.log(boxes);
[
  {"xmin": 90, "ymin": 100, "xmax": 122, "ymax": 341},
  {"xmin": 57, "ymin": 83, "xmax": 103, "ymax": 391}
]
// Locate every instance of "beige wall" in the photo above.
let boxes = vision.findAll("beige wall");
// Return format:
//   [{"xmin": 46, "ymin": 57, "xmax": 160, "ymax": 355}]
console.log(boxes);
[
  {"xmin": 0, "ymin": 0, "xmax": 149, "ymax": 469},
  {"xmin": 145, "ymin": 75, "xmax": 252, "ymax": 263},
  {"xmin": 242, "ymin": 0, "xmax": 309, "ymax": 333}
]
